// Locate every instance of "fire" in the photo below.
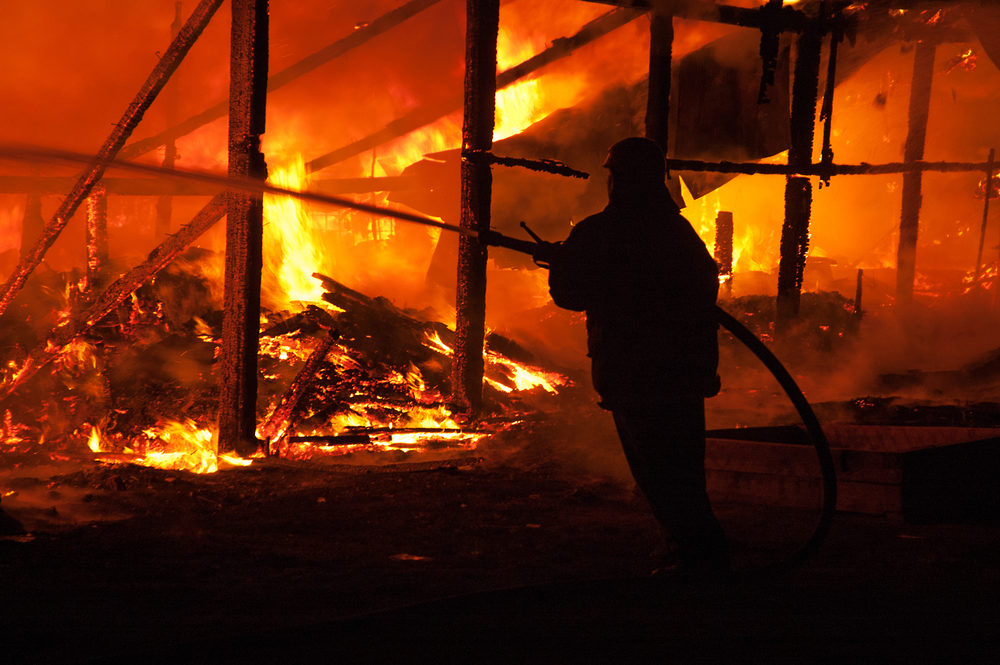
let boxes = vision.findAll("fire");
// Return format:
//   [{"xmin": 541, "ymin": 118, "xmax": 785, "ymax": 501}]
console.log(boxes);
[
  {"xmin": 494, "ymin": 25, "xmax": 546, "ymax": 142},
  {"xmin": 944, "ymin": 48, "xmax": 977, "ymax": 74},
  {"xmin": 423, "ymin": 330, "xmax": 569, "ymax": 394},
  {"xmin": 87, "ymin": 421, "xmax": 253, "ymax": 475},
  {"xmin": 485, "ymin": 349, "xmax": 567, "ymax": 394},
  {"xmin": 87, "ymin": 426, "xmax": 102, "ymax": 453},
  {"xmin": 263, "ymin": 157, "xmax": 327, "ymax": 308}
]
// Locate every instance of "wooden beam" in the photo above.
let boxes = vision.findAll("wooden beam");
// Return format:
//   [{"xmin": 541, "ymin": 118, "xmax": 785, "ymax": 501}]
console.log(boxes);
[
  {"xmin": 776, "ymin": 25, "xmax": 823, "ymax": 328},
  {"xmin": 452, "ymin": 0, "xmax": 499, "ymax": 413},
  {"xmin": 155, "ymin": 1, "xmax": 185, "ymax": 241},
  {"xmin": 85, "ymin": 187, "xmax": 110, "ymax": 297},
  {"xmin": 895, "ymin": 40, "xmax": 936, "ymax": 304},
  {"xmin": 18, "ymin": 193, "xmax": 44, "ymax": 262},
  {"xmin": 645, "ymin": 9, "xmax": 673, "ymax": 151},
  {"xmin": 217, "ymin": 0, "xmax": 268, "ymax": 455}
]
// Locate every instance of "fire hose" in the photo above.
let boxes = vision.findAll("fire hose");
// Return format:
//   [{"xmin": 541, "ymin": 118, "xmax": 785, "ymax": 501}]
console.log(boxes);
[{"xmin": 0, "ymin": 144, "xmax": 836, "ymax": 572}]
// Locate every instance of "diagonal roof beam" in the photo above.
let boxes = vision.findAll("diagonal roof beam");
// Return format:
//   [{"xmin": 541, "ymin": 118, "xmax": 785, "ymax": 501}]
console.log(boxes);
[
  {"xmin": 120, "ymin": 0, "xmax": 444, "ymax": 160},
  {"xmin": 304, "ymin": 6, "xmax": 644, "ymax": 174}
]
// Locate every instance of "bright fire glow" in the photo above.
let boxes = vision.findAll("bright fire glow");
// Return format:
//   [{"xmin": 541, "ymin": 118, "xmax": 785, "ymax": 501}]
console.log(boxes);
[
  {"xmin": 88, "ymin": 421, "xmax": 253, "ymax": 475},
  {"xmin": 263, "ymin": 157, "xmax": 327, "ymax": 308}
]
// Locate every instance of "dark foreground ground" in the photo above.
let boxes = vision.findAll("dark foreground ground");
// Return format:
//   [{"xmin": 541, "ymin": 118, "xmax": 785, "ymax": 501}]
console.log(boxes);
[{"xmin": 2, "ymin": 452, "xmax": 999, "ymax": 665}]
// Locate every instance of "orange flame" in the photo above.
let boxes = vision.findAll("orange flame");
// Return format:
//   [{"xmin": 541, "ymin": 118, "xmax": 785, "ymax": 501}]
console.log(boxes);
[
  {"xmin": 88, "ymin": 421, "xmax": 253, "ymax": 474},
  {"xmin": 263, "ymin": 158, "xmax": 327, "ymax": 308}
]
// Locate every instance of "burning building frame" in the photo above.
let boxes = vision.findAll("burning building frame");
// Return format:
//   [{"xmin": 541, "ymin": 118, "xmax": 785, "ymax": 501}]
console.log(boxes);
[
  {"xmin": 2, "ymin": 1, "xmax": 1000, "ymax": 660},
  {"xmin": 1, "ymin": 0, "xmax": 997, "ymax": 469},
  {"xmin": 0, "ymin": 0, "xmax": 996, "ymax": 492}
]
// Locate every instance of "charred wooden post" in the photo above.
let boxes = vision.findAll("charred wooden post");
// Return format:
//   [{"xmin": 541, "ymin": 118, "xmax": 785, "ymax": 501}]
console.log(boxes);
[
  {"xmin": 85, "ymin": 184, "xmax": 114, "ymax": 417},
  {"xmin": 452, "ymin": 0, "xmax": 499, "ymax": 413},
  {"xmin": 645, "ymin": 9, "xmax": 673, "ymax": 151},
  {"xmin": 895, "ymin": 40, "xmax": 936, "ymax": 304},
  {"xmin": 757, "ymin": 0, "xmax": 783, "ymax": 103},
  {"xmin": 19, "ymin": 193, "xmax": 44, "ymax": 263},
  {"xmin": 854, "ymin": 268, "xmax": 864, "ymax": 320},
  {"xmin": 85, "ymin": 186, "xmax": 110, "ymax": 296},
  {"xmin": 776, "ymin": 24, "xmax": 823, "ymax": 328},
  {"xmin": 155, "ymin": 2, "xmax": 185, "ymax": 240},
  {"xmin": 0, "ymin": 194, "xmax": 229, "ymax": 402},
  {"xmin": 0, "ymin": 0, "xmax": 223, "ymax": 320},
  {"xmin": 715, "ymin": 210, "xmax": 734, "ymax": 295},
  {"xmin": 818, "ymin": 8, "xmax": 842, "ymax": 186},
  {"xmin": 218, "ymin": 0, "xmax": 269, "ymax": 455},
  {"xmin": 259, "ymin": 330, "xmax": 338, "ymax": 453},
  {"xmin": 974, "ymin": 148, "xmax": 995, "ymax": 284}
]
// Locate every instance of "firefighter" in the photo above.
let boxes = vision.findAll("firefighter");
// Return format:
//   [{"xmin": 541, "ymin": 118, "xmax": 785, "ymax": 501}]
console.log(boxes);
[{"xmin": 546, "ymin": 137, "xmax": 729, "ymax": 576}]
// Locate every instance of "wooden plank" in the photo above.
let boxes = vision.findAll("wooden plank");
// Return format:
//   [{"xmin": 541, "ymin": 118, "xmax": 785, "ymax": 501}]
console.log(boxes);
[
  {"xmin": 707, "ymin": 470, "xmax": 903, "ymax": 515},
  {"xmin": 706, "ymin": 438, "xmax": 903, "ymax": 484},
  {"xmin": 823, "ymin": 424, "xmax": 1000, "ymax": 452}
]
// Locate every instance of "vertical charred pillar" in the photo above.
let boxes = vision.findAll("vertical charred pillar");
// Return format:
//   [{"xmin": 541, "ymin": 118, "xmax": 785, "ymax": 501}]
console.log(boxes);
[
  {"xmin": 776, "ymin": 26, "xmax": 822, "ymax": 328},
  {"xmin": 644, "ymin": 10, "xmax": 673, "ymax": 151},
  {"xmin": 85, "ymin": 186, "xmax": 110, "ymax": 295},
  {"xmin": 19, "ymin": 194, "xmax": 44, "ymax": 263},
  {"xmin": 452, "ymin": 0, "xmax": 499, "ymax": 413},
  {"xmin": 715, "ymin": 210, "xmax": 734, "ymax": 295},
  {"xmin": 155, "ymin": 2, "xmax": 185, "ymax": 240},
  {"xmin": 896, "ymin": 41, "xmax": 936, "ymax": 304},
  {"xmin": 218, "ymin": 0, "xmax": 268, "ymax": 454}
]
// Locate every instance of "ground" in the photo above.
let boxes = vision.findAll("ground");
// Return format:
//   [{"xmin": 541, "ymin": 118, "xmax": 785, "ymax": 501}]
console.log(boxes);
[{"xmin": 2, "ymin": 439, "xmax": 999, "ymax": 665}]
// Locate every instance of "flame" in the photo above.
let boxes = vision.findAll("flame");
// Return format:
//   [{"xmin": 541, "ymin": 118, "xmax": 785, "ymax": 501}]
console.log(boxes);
[
  {"xmin": 485, "ymin": 349, "xmax": 567, "ymax": 394},
  {"xmin": 944, "ymin": 48, "xmax": 977, "ymax": 74},
  {"xmin": 87, "ymin": 426, "xmax": 102, "ymax": 453},
  {"xmin": 263, "ymin": 157, "xmax": 327, "ymax": 308},
  {"xmin": 424, "ymin": 330, "xmax": 453, "ymax": 355},
  {"xmin": 88, "ymin": 421, "xmax": 252, "ymax": 474}
]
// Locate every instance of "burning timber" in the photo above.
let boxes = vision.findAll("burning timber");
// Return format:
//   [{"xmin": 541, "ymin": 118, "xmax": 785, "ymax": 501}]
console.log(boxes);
[{"xmin": 0, "ymin": 263, "xmax": 574, "ymax": 472}]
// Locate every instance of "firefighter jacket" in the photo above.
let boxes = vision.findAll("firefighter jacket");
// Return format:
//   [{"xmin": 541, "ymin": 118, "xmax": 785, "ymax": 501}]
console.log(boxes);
[{"xmin": 548, "ymin": 189, "xmax": 720, "ymax": 408}]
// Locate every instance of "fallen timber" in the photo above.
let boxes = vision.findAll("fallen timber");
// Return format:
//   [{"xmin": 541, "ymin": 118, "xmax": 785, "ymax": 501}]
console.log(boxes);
[
  {"xmin": 305, "ymin": 7, "xmax": 642, "ymax": 173},
  {"xmin": 120, "ymin": 0, "xmax": 444, "ymax": 160},
  {"xmin": 0, "ymin": 0, "xmax": 224, "ymax": 321},
  {"xmin": 0, "ymin": 193, "xmax": 230, "ymax": 402},
  {"xmin": 259, "ymin": 326, "xmax": 340, "ymax": 451},
  {"xmin": 287, "ymin": 434, "xmax": 372, "ymax": 445}
]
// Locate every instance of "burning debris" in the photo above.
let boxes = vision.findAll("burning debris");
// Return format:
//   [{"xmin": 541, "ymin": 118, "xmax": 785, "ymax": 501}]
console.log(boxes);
[{"xmin": 0, "ymin": 256, "xmax": 574, "ymax": 474}]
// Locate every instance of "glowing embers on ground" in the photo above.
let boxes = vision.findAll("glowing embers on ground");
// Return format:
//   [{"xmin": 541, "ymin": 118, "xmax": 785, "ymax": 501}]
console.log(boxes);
[{"xmin": 87, "ymin": 421, "xmax": 253, "ymax": 475}]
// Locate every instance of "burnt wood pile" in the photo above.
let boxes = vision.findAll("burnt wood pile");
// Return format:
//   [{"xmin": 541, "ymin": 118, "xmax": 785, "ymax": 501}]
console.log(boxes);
[{"xmin": 0, "ymin": 263, "xmax": 573, "ymax": 462}]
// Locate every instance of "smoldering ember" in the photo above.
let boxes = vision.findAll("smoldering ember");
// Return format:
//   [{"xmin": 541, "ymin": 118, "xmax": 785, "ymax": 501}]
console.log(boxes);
[{"xmin": 1, "ymin": 0, "xmax": 1000, "ymax": 662}]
